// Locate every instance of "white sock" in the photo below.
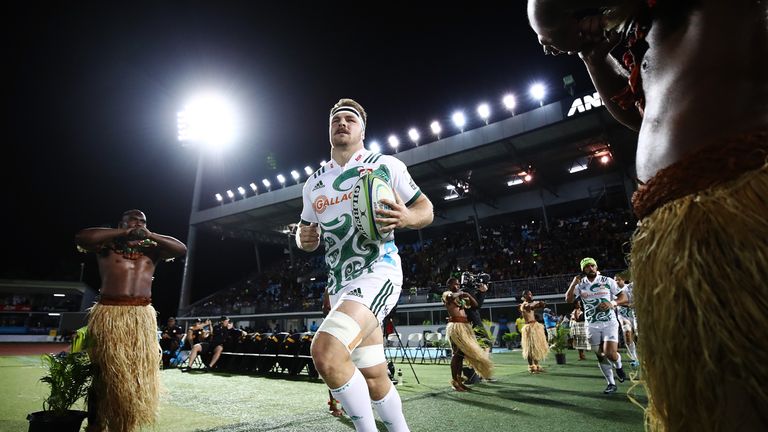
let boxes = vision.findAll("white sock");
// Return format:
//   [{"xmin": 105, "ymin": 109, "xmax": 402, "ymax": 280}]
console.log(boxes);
[
  {"xmin": 627, "ymin": 342, "xmax": 638, "ymax": 361},
  {"xmin": 599, "ymin": 361, "xmax": 615, "ymax": 385},
  {"xmin": 612, "ymin": 355, "xmax": 623, "ymax": 370},
  {"xmin": 372, "ymin": 383, "xmax": 410, "ymax": 432},
  {"xmin": 330, "ymin": 369, "xmax": 377, "ymax": 432}
]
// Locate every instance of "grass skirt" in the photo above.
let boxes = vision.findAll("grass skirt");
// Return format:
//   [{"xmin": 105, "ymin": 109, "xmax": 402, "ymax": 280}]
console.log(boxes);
[
  {"xmin": 88, "ymin": 303, "xmax": 161, "ymax": 431},
  {"xmin": 632, "ymin": 161, "xmax": 768, "ymax": 431},
  {"xmin": 569, "ymin": 321, "xmax": 589, "ymax": 350},
  {"xmin": 521, "ymin": 322, "xmax": 549, "ymax": 362},
  {"xmin": 446, "ymin": 322, "xmax": 494, "ymax": 379}
]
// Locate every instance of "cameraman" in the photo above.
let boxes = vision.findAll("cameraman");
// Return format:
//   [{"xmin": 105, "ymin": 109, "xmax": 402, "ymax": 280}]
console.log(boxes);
[
  {"xmin": 184, "ymin": 316, "xmax": 245, "ymax": 372},
  {"xmin": 448, "ymin": 275, "xmax": 489, "ymax": 384}
]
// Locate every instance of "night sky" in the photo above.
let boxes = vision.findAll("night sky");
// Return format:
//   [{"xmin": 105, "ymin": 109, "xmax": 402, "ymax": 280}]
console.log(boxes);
[{"xmin": 7, "ymin": 2, "xmax": 596, "ymax": 318}]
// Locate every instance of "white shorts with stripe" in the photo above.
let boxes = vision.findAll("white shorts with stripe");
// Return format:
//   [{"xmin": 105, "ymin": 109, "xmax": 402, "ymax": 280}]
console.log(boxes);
[
  {"xmin": 586, "ymin": 320, "xmax": 620, "ymax": 348},
  {"xmin": 328, "ymin": 269, "xmax": 401, "ymax": 325}
]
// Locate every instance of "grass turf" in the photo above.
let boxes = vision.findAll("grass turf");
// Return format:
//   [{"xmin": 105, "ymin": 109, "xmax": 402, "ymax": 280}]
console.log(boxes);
[{"xmin": 0, "ymin": 349, "xmax": 646, "ymax": 432}]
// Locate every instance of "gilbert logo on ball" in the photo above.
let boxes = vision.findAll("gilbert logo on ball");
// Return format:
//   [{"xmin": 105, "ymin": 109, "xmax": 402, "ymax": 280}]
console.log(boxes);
[{"xmin": 352, "ymin": 172, "xmax": 395, "ymax": 241}]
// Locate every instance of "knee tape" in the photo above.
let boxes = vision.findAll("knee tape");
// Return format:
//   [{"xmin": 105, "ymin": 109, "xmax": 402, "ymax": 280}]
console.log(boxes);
[
  {"xmin": 316, "ymin": 310, "xmax": 363, "ymax": 352},
  {"xmin": 351, "ymin": 344, "xmax": 386, "ymax": 369}
]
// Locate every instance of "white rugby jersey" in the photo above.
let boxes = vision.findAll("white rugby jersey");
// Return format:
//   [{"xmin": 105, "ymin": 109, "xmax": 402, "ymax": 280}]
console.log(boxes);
[
  {"xmin": 574, "ymin": 275, "xmax": 621, "ymax": 324},
  {"xmin": 299, "ymin": 148, "xmax": 422, "ymax": 294},
  {"xmin": 617, "ymin": 282, "xmax": 635, "ymax": 320}
]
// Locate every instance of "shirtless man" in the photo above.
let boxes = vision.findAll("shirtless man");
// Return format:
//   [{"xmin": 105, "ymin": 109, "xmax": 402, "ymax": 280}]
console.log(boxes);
[
  {"xmin": 442, "ymin": 278, "xmax": 493, "ymax": 391},
  {"xmin": 76, "ymin": 209, "xmax": 186, "ymax": 431},
  {"xmin": 519, "ymin": 290, "xmax": 549, "ymax": 374},
  {"xmin": 528, "ymin": 1, "xmax": 767, "ymax": 428}
]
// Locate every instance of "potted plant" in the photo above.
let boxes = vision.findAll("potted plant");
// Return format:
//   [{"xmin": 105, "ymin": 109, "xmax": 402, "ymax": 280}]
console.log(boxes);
[
  {"xmin": 27, "ymin": 351, "xmax": 92, "ymax": 432},
  {"xmin": 551, "ymin": 325, "xmax": 569, "ymax": 364},
  {"xmin": 502, "ymin": 332, "xmax": 519, "ymax": 350}
]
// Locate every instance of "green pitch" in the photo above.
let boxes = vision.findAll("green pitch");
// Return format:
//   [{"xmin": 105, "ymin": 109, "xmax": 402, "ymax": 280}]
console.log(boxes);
[{"xmin": 0, "ymin": 350, "xmax": 646, "ymax": 432}]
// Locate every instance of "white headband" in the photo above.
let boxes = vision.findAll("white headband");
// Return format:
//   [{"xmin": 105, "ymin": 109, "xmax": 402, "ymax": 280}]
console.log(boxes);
[{"xmin": 330, "ymin": 106, "xmax": 365, "ymax": 130}]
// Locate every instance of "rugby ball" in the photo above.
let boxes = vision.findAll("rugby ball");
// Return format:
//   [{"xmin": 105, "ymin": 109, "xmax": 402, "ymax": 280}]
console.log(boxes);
[{"xmin": 352, "ymin": 172, "xmax": 395, "ymax": 241}]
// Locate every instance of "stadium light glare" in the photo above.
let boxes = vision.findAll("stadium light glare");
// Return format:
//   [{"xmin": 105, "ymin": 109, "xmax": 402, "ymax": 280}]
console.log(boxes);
[
  {"xmin": 530, "ymin": 83, "xmax": 546, "ymax": 106},
  {"xmin": 237, "ymin": 186, "xmax": 246, "ymax": 196},
  {"xmin": 215, "ymin": 193, "xmax": 223, "ymax": 202},
  {"xmin": 262, "ymin": 179, "xmax": 271, "ymax": 189},
  {"xmin": 320, "ymin": 160, "xmax": 327, "ymax": 166},
  {"xmin": 290, "ymin": 170, "xmax": 300, "ymax": 183},
  {"xmin": 477, "ymin": 103, "xmax": 491, "ymax": 124},
  {"xmin": 507, "ymin": 178, "xmax": 524, "ymax": 186},
  {"xmin": 226, "ymin": 189, "xmax": 235, "ymax": 199},
  {"xmin": 53, "ymin": 294, "xmax": 65, "ymax": 297},
  {"xmin": 388, "ymin": 135, "xmax": 400, "ymax": 152},
  {"xmin": 600, "ymin": 155, "xmax": 611, "ymax": 164},
  {"xmin": 369, "ymin": 141, "xmax": 381, "ymax": 153},
  {"xmin": 430, "ymin": 121, "xmax": 442, "ymax": 138},
  {"xmin": 568, "ymin": 157, "xmax": 589, "ymax": 174},
  {"xmin": 177, "ymin": 93, "xmax": 239, "ymax": 150},
  {"xmin": 250, "ymin": 182, "xmax": 258, "ymax": 192},
  {"xmin": 452, "ymin": 111, "xmax": 466, "ymax": 132},
  {"xmin": 408, "ymin": 128, "xmax": 420, "ymax": 144},
  {"xmin": 524, "ymin": 173, "xmax": 533, "ymax": 182},
  {"xmin": 502, "ymin": 94, "xmax": 516, "ymax": 112},
  {"xmin": 276, "ymin": 174, "xmax": 286, "ymax": 185},
  {"xmin": 304, "ymin": 166, "xmax": 313, "ymax": 176}
]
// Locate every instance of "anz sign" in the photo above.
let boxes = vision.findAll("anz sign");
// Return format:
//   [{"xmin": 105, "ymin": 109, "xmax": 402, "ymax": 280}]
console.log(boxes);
[{"xmin": 566, "ymin": 92, "xmax": 604, "ymax": 117}]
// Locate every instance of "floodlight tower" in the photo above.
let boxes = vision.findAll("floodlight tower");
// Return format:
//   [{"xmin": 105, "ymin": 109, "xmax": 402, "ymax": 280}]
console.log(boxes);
[{"xmin": 177, "ymin": 92, "xmax": 239, "ymax": 312}]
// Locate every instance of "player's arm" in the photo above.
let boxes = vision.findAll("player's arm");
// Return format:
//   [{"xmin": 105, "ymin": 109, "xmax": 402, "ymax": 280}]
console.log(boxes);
[
  {"xmin": 147, "ymin": 231, "xmax": 187, "ymax": 259},
  {"xmin": 614, "ymin": 290, "xmax": 629, "ymax": 307},
  {"xmin": 296, "ymin": 222, "xmax": 321, "ymax": 252},
  {"xmin": 296, "ymin": 182, "xmax": 321, "ymax": 252},
  {"xmin": 460, "ymin": 292, "xmax": 479, "ymax": 309},
  {"xmin": 565, "ymin": 275, "xmax": 581, "ymax": 303},
  {"xmin": 75, "ymin": 227, "xmax": 131, "ymax": 251},
  {"xmin": 377, "ymin": 192, "xmax": 434, "ymax": 232}
]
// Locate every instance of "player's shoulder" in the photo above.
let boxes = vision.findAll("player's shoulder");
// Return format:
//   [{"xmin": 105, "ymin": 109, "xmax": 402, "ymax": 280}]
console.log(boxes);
[{"xmin": 375, "ymin": 153, "xmax": 407, "ymax": 169}]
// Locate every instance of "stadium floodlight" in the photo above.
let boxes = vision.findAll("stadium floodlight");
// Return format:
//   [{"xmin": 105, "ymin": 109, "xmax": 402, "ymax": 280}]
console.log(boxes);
[
  {"xmin": 262, "ymin": 179, "xmax": 271, "ymax": 190},
  {"xmin": 276, "ymin": 174, "xmax": 286, "ymax": 185},
  {"xmin": 53, "ymin": 294, "xmax": 65, "ymax": 297},
  {"xmin": 369, "ymin": 141, "xmax": 381, "ymax": 153},
  {"xmin": 290, "ymin": 170, "xmax": 300, "ymax": 183},
  {"xmin": 304, "ymin": 166, "xmax": 313, "ymax": 176},
  {"xmin": 237, "ymin": 186, "xmax": 246, "ymax": 196},
  {"xmin": 452, "ymin": 111, "xmax": 466, "ymax": 132},
  {"xmin": 226, "ymin": 189, "xmax": 235, "ymax": 199},
  {"xmin": 320, "ymin": 160, "xmax": 327, "ymax": 166},
  {"xmin": 524, "ymin": 173, "xmax": 533, "ymax": 182},
  {"xmin": 388, "ymin": 135, "xmax": 400, "ymax": 152},
  {"xmin": 507, "ymin": 178, "xmax": 524, "ymax": 186},
  {"xmin": 177, "ymin": 93, "xmax": 239, "ymax": 150},
  {"xmin": 249, "ymin": 182, "xmax": 258, "ymax": 192},
  {"xmin": 600, "ymin": 155, "xmax": 611, "ymax": 164},
  {"xmin": 430, "ymin": 121, "xmax": 442, "ymax": 139},
  {"xmin": 48, "ymin": 313, "xmax": 61, "ymax": 317},
  {"xmin": 502, "ymin": 94, "xmax": 516, "ymax": 113},
  {"xmin": 215, "ymin": 193, "xmax": 223, "ymax": 202},
  {"xmin": 408, "ymin": 128, "xmax": 420, "ymax": 145},
  {"xmin": 477, "ymin": 103, "xmax": 491, "ymax": 124},
  {"xmin": 530, "ymin": 83, "xmax": 546, "ymax": 106}
]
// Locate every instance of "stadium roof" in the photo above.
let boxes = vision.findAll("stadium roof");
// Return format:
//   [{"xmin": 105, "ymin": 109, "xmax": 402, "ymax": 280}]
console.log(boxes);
[{"xmin": 189, "ymin": 91, "xmax": 638, "ymax": 245}]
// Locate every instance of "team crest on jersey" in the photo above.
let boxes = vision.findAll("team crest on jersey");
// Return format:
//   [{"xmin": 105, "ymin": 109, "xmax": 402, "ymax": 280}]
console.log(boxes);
[
  {"xmin": 357, "ymin": 167, "xmax": 373, "ymax": 176},
  {"xmin": 313, "ymin": 180, "xmax": 325, "ymax": 191}
]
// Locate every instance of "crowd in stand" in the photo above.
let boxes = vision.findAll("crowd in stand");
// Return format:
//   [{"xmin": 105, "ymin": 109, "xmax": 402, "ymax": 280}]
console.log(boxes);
[{"xmin": 185, "ymin": 207, "xmax": 635, "ymax": 317}]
